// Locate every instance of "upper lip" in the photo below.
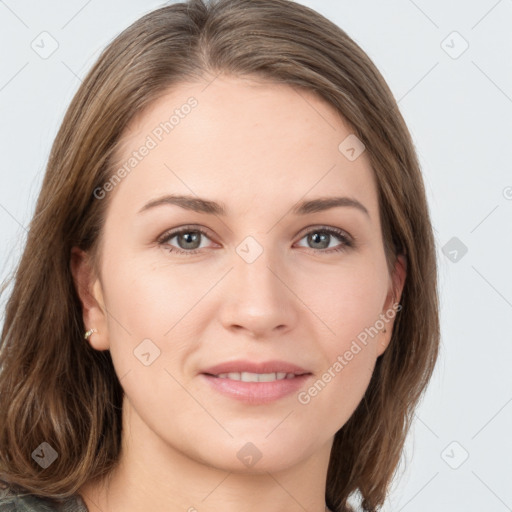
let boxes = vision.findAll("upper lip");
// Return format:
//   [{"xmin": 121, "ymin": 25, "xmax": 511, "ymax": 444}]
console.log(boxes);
[{"xmin": 201, "ymin": 359, "xmax": 311, "ymax": 376}]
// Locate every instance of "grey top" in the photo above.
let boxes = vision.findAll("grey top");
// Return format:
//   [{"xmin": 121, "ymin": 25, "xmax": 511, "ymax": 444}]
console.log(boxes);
[{"xmin": 0, "ymin": 487, "xmax": 88, "ymax": 512}]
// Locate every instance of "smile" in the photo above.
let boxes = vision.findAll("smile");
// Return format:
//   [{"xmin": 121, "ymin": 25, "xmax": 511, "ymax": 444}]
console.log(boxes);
[{"xmin": 213, "ymin": 371, "xmax": 299, "ymax": 382}]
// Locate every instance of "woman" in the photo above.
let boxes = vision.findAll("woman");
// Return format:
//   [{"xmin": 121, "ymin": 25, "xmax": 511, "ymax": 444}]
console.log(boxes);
[{"xmin": 0, "ymin": 0, "xmax": 439, "ymax": 511}]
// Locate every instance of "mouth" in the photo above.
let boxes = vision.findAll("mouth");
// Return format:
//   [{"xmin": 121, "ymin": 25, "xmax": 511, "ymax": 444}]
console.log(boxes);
[
  {"xmin": 203, "ymin": 371, "xmax": 309, "ymax": 382},
  {"xmin": 200, "ymin": 359, "xmax": 311, "ymax": 377},
  {"xmin": 199, "ymin": 360, "xmax": 313, "ymax": 404}
]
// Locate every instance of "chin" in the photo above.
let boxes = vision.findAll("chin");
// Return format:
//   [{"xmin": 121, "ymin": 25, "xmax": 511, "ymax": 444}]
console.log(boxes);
[{"xmin": 187, "ymin": 432, "xmax": 320, "ymax": 474}]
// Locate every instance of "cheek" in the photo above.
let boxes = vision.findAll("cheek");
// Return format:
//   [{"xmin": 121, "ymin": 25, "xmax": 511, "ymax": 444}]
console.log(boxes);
[
  {"xmin": 302, "ymin": 259, "xmax": 385, "ymax": 405},
  {"xmin": 302, "ymin": 256, "xmax": 387, "ymax": 342},
  {"xmin": 298, "ymin": 333, "xmax": 377, "ymax": 431},
  {"xmin": 103, "ymin": 252, "xmax": 209, "ymax": 334},
  {"xmin": 100, "ymin": 250, "xmax": 219, "ymax": 378}
]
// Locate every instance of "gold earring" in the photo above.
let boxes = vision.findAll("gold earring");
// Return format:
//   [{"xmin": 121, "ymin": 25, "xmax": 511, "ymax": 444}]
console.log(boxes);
[{"xmin": 84, "ymin": 328, "xmax": 98, "ymax": 340}]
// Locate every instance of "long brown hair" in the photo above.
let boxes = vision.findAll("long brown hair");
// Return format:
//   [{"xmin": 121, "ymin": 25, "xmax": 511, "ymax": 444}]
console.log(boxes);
[{"xmin": 0, "ymin": 0, "xmax": 440, "ymax": 510}]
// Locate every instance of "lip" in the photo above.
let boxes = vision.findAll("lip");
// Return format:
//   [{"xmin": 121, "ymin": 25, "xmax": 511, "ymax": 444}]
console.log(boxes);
[
  {"xmin": 199, "ymin": 359, "xmax": 313, "ymax": 405},
  {"xmin": 200, "ymin": 359, "xmax": 310, "ymax": 376},
  {"xmin": 200, "ymin": 373, "xmax": 312, "ymax": 405}
]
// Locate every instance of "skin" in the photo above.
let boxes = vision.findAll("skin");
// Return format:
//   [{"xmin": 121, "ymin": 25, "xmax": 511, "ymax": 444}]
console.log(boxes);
[{"xmin": 71, "ymin": 74, "xmax": 406, "ymax": 512}]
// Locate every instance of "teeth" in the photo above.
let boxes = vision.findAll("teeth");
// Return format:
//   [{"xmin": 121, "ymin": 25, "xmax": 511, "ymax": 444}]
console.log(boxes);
[{"xmin": 215, "ymin": 372, "xmax": 298, "ymax": 382}]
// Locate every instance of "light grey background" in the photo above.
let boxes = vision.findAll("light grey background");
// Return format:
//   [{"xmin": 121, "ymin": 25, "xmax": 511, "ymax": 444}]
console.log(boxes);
[{"xmin": 0, "ymin": 1, "xmax": 511, "ymax": 510}]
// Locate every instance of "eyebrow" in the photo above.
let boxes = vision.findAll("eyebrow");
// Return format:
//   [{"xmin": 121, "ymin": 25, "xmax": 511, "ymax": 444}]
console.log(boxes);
[{"xmin": 137, "ymin": 194, "xmax": 370, "ymax": 218}]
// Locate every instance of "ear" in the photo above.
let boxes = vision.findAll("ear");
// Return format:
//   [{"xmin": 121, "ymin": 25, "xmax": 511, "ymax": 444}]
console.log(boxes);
[
  {"xmin": 376, "ymin": 252, "xmax": 407, "ymax": 357},
  {"xmin": 70, "ymin": 247, "xmax": 110, "ymax": 351}
]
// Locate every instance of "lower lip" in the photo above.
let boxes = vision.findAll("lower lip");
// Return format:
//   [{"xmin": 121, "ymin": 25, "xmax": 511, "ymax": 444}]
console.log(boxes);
[{"xmin": 200, "ymin": 373, "xmax": 312, "ymax": 405}]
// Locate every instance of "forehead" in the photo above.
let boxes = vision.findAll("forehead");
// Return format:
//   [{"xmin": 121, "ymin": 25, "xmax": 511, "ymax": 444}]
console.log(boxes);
[{"xmin": 109, "ymin": 75, "xmax": 379, "ymax": 221}]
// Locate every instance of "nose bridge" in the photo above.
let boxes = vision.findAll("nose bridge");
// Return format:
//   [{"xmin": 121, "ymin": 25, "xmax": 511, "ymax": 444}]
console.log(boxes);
[
  {"xmin": 234, "ymin": 232, "xmax": 285, "ymax": 303},
  {"xmin": 218, "ymin": 232, "xmax": 297, "ymax": 335}
]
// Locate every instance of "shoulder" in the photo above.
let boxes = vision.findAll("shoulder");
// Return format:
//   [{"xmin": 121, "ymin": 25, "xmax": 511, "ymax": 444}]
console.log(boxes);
[
  {"xmin": 0, "ymin": 486, "xmax": 88, "ymax": 512},
  {"xmin": 0, "ymin": 486, "xmax": 53, "ymax": 511}
]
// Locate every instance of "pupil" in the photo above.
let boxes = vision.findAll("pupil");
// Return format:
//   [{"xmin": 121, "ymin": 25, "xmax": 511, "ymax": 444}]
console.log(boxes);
[
  {"xmin": 310, "ymin": 232, "xmax": 329, "ymax": 249},
  {"xmin": 179, "ymin": 232, "xmax": 200, "ymax": 249}
]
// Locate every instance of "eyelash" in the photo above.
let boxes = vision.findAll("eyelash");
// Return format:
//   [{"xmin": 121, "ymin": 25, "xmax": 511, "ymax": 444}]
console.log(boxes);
[{"xmin": 157, "ymin": 225, "xmax": 354, "ymax": 256}]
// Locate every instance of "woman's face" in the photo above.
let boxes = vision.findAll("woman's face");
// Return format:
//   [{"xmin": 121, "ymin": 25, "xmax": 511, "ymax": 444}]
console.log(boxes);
[{"xmin": 80, "ymin": 75, "xmax": 405, "ymax": 473}]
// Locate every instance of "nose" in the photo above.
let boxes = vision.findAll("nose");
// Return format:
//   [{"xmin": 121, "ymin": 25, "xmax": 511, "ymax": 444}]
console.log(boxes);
[{"xmin": 217, "ymin": 242, "xmax": 299, "ymax": 339}]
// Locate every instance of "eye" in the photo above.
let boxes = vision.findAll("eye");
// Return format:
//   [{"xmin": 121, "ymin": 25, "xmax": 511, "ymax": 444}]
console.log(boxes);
[
  {"xmin": 157, "ymin": 225, "xmax": 354, "ymax": 256},
  {"xmin": 295, "ymin": 226, "xmax": 353, "ymax": 254},
  {"xmin": 158, "ymin": 226, "xmax": 215, "ymax": 255}
]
